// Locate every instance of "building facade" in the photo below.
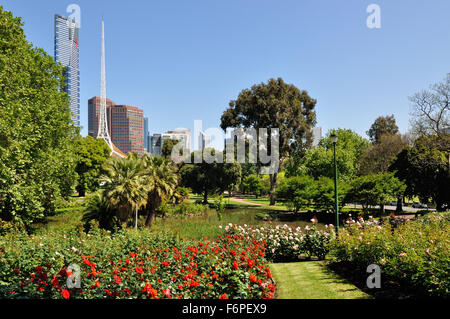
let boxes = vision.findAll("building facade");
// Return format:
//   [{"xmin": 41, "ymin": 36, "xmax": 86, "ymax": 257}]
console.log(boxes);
[
  {"xmin": 144, "ymin": 117, "xmax": 150, "ymax": 153},
  {"xmin": 162, "ymin": 129, "xmax": 191, "ymax": 152},
  {"xmin": 198, "ymin": 130, "xmax": 211, "ymax": 150},
  {"xmin": 88, "ymin": 97, "xmax": 145, "ymax": 156},
  {"xmin": 151, "ymin": 134, "xmax": 162, "ymax": 156},
  {"xmin": 54, "ymin": 14, "xmax": 80, "ymax": 126}
]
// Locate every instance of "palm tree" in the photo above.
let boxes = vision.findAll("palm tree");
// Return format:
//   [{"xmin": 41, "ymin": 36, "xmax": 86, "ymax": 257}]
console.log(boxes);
[
  {"xmin": 141, "ymin": 155, "xmax": 178, "ymax": 228},
  {"xmin": 100, "ymin": 157, "xmax": 148, "ymax": 226},
  {"xmin": 82, "ymin": 190, "xmax": 120, "ymax": 232}
]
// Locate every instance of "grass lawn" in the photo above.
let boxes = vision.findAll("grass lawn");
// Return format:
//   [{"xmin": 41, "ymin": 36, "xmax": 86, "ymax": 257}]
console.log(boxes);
[{"xmin": 270, "ymin": 261, "xmax": 372, "ymax": 299}]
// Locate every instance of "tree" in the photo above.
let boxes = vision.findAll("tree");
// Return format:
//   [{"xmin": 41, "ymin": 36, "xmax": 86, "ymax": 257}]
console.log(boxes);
[
  {"xmin": 345, "ymin": 173, "xmax": 406, "ymax": 213},
  {"xmin": 367, "ymin": 115, "xmax": 399, "ymax": 143},
  {"xmin": 220, "ymin": 78, "xmax": 317, "ymax": 205},
  {"xmin": 180, "ymin": 149, "xmax": 241, "ymax": 204},
  {"xmin": 276, "ymin": 176, "xmax": 316, "ymax": 212},
  {"xmin": 359, "ymin": 133, "xmax": 407, "ymax": 175},
  {"xmin": 141, "ymin": 155, "xmax": 178, "ymax": 228},
  {"xmin": 100, "ymin": 158, "xmax": 148, "ymax": 224},
  {"xmin": 241, "ymin": 174, "xmax": 264, "ymax": 197},
  {"xmin": 409, "ymin": 74, "xmax": 449, "ymax": 138},
  {"xmin": 0, "ymin": 7, "xmax": 77, "ymax": 228},
  {"xmin": 295, "ymin": 129, "xmax": 369, "ymax": 183},
  {"xmin": 74, "ymin": 136, "xmax": 111, "ymax": 197},
  {"xmin": 313, "ymin": 176, "xmax": 348, "ymax": 213},
  {"xmin": 390, "ymin": 135, "xmax": 450, "ymax": 211},
  {"xmin": 161, "ymin": 139, "xmax": 180, "ymax": 158}
]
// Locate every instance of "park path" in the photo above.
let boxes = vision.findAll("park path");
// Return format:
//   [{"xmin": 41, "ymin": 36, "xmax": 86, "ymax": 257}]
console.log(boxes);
[{"xmin": 229, "ymin": 196, "xmax": 266, "ymax": 206}]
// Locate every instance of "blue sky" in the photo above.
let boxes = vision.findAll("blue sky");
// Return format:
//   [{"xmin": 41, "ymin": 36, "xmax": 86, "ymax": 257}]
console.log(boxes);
[{"xmin": 2, "ymin": 0, "xmax": 450, "ymax": 143}]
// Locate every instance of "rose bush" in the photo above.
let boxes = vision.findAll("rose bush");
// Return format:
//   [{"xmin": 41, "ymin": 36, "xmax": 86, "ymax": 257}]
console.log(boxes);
[
  {"xmin": 222, "ymin": 222, "xmax": 335, "ymax": 262},
  {"xmin": 0, "ymin": 225, "xmax": 274, "ymax": 299},
  {"xmin": 331, "ymin": 212, "xmax": 450, "ymax": 298}
]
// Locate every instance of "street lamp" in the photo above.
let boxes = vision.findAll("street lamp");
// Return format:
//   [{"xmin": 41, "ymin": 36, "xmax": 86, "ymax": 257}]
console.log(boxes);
[{"xmin": 330, "ymin": 132, "xmax": 339, "ymax": 231}]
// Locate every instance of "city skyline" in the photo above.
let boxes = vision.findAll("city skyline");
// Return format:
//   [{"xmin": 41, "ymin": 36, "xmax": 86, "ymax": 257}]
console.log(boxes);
[{"xmin": 2, "ymin": 0, "xmax": 450, "ymax": 143}]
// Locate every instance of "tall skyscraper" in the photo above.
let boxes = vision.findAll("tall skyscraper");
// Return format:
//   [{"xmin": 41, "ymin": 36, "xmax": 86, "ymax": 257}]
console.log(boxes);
[{"xmin": 54, "ymin": 14, "xmax": 80, "ymax": 126}]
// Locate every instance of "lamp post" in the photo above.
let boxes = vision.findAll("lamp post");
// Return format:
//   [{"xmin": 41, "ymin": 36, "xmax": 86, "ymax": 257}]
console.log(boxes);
[{"xmin": 330, "ymin": 133, "xmax": 339, "ymax": 231}]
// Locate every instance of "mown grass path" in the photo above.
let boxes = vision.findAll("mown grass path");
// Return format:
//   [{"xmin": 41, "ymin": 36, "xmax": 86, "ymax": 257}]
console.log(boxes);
[{"xmin": 270, "ymin": 261, "xmax": 372, "ymax": 299}]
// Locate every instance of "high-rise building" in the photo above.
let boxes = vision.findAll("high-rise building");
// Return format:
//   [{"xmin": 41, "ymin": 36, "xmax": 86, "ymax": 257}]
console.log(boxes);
[
  {"xmin": 198, "ymin": 131, "xmax": 211, "ymax": 150},
  {"xmin": 144, "ymin": 117, "xmax": 150, "ymax": 153},
  {"xmin": 54, "ymin": 14, "xmax": 80, "ymax": 126},
  {"xmin": 311, "ymin": 127, "xmax": 322, "ymax": 147},
  {"xmin": 162, "ymin": 129, "xmax": 191, "ymax": 152},
  {"xmin": 151, "ymin": 134, "xmax": 162, "ymax": 156},
  {"xmin": 88, "ymin": 97, "xmax": 145, "ymax": 156}
]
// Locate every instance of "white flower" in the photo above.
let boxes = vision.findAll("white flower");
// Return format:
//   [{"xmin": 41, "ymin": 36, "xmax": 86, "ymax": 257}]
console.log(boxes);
[{"xmin": 219, "ymin": 225, "xmax": 222, "ymax": 229}]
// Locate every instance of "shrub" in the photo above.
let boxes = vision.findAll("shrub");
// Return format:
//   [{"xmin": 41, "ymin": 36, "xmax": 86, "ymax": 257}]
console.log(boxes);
[
  {"xmin": 331, "ymin": 213, "xmax": 450, "ymax": 297},
  {"xmin": 0, "ymin": 225, "xmax": 275, "ymax": 299},
  {"xmin": 223, "ymin": 222, "xmax": 335, "ymax": 262}
]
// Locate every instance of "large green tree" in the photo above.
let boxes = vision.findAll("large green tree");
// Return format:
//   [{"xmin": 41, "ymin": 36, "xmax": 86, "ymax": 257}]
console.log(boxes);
[
  {"xmin": 74, "ymin": 136, "xmax": 111, "ymax": 197},
  {"xmin": 291, "ymin": 129, "xmax": 369, "ymax": 183},
  {"xmin": 0, "ymin": 7, "xmax": 77, "ymax": 227},
  {"xmin": 180, "ymin": 149, "xmax": 242, "ymax": 204},
  {"xmin": 390, "ymin": 134, "xmax": 450, "ymax": 211},
  {"xmin": 366, "ymin": 115, "xmax": 399, "ymax": 144},
  {"xmin": 220, "ymin": 78, "xmax": 317, "ymax": 205}
]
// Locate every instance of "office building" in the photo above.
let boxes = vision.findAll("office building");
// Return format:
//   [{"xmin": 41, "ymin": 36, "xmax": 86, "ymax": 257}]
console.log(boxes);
[
  {"xmin": 162, "ymin": 129, "xmax": 191, "ymax": 151},
  {"xmin": 144, "ymin": 117, "xmax": 150, "ymax": 153},
  {"xmin": 88, "ymin": 97, "xmax": 145, "ymax": 156},
  {"xmin": 151, "ymin": 134, "xmax": 162, "ymax": 156},
  {"xmin": 311, "ymin": 127, "xmax": 322, "ymax": 147},
  {"xmin": 54, "ymin": 14, "xmax": 80, "ymax": 126},
  {"xmin": 198, "ymin": 130, "xmax": 211, "ymax": 150}
]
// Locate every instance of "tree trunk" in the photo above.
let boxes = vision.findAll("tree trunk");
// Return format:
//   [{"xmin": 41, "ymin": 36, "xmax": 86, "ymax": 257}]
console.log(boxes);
[
  {"xmin": 203, "ymin": 189, "xmax": 208, "ymax": 205},
  {"xmin": 396, "ymin": 197, "xmax": 403, "ymax": 213},
  {"xmin": 269, "ymin": 173, "xmax": 277, "ymax": 206},
  {"xmin": 380, "ymin": 203, "xmax": 385, "ymax": 215},
  {"xmin": 145, "ymin": 210, "xmax": 156, "ymax": 229}
]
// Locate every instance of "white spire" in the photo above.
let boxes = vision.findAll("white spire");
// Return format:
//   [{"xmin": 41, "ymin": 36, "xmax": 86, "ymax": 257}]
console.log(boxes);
[{"xmin": 97, "ymin": 19, "xmax": 113, "ymax": 152}]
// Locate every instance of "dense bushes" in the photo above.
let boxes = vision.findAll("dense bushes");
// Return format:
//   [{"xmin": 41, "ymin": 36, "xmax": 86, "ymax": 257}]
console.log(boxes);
[
  {"xmin": 331, "ymin": 213, "xmax": 450, "ymax": 297},
  {"xmin": 223, "ymin": 222, "xmax": 335, "ymax": 262},
  {"xmin": 0, "ymin": 225, "xmax": 274, "ymax": 299}
]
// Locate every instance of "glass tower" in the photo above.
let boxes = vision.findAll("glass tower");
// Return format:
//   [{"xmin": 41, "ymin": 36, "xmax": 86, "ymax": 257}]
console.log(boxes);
[{"xmin": 54, "ymin": 14, "xmax": 80, "ymax": 127}]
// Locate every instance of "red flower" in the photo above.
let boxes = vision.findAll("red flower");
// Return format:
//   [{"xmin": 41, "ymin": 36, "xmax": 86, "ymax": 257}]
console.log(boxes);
[
  {"xmin": 61, "ymin": 289, "xmax": 71, "ymax": 300},
  {"xmin": 125, "ymin": 258, "xmax": 130, "ymax": 264},
  {"xmin": 142, "ymin": 283, "xmax": 152, "ymax": 293},
  {"xmin": 162, "ymin": 288, "xmax": 171, "ymax": 298},
  {"xmin": 35, "ymin": 266, "xmax": 43, "ymax": 273},
  {"xmin": 149, "ymin": 288, "xmax": 158, "ymax": 298},
  {"xmin": 135, "ymin": 266, "xmax": 143, "ymax": 274},
  {"xmin": 113, "ymin": 275, "xmax": 121, "ymax": 285},
  {"xmin": 13, "ymin": 269, "xmax": 20, "ymax": 275},
  {"xmin": 247, "ymin": 259, "xmax": 255, "ymax": 268},
  {"xmin": 219, "ymin": 293, "xmax": 228, "ymax": 299},
  {"xmin": 249, "ymin": 274, "xmax": 257, "ymax": 283},
  {"xmin": 233, "ymin": 261, "xmax": 239, "ymax": 270},
  {"xmin": 161, "ymin": 261, "xmax": 169, "ymax": 266}
]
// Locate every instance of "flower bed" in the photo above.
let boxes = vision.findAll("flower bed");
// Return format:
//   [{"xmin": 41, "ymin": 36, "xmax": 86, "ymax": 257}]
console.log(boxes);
[
  {"xmin": 0, "ymin": 226, "xmax": 274, "ymax": 299},
  {"xmin": 331, "ymin": 213, "xmax": 450, "ymax": 298},
  {"xmin": 222, "ymin": 222, "xmax": 335, "ymax": 262}
]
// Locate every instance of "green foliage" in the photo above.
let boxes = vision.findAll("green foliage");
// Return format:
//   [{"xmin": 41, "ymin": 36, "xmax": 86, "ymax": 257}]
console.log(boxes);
[
  {"xmin": 180, "ymin": 149, "xmax": 241, "ymax": 204},
  {"xmin": 276, "ymin": 176, "xmax": 316, "ymax": 212},
  {"xmin": 290, "ymin": 129, "xmax": 369, "ymax": 182},
  {"xmin": 161, "ymin": 139, "xmax": 180, "ymax": 158},
  {"xmin": 331, "ymin": 213, "xmax": 450, "ymax": 297},
  {"xmin": 345, "ymin": 173, "xmax": 406, "ymax": 212},
  {"xmin": 390, "ymin": 134, "xmax": 450, "ymax": 211},
  {"xmin": 172, "ymin": 186, "xmax": 190, "ymax": 204},
  {"xmin": 0, "ymin": 7, "xmax": 77, "ymax": 228},
  {"xmin": 220, "ymin": 78, "xmax": 317, "ymax": 205},
  {"xmin": 214, "ymin": 195, "xmax": 226, "ymax": 221},
  {"xmin": 240, "ymin": 174, "xmax": 263, "ymax": 197},
  {"xmin": 0, "ymin": 226, "xmax": 274, "ymax": 299},
  {"xmin": 74, "ymin": 136, "xmax": 111, "ymax": 197},
  {"xmin": 313, "ymin": 176, "xmax": 348, "ymax": 213},
  {"xmin": 366, "ymin": 115, "xmax": 399, "ymax": 144}
]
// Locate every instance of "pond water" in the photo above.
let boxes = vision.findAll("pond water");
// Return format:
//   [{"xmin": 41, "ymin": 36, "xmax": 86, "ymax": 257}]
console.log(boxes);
[{"xmin": 152, "ymin": 208, "xmax": 323, "ymax": 241}]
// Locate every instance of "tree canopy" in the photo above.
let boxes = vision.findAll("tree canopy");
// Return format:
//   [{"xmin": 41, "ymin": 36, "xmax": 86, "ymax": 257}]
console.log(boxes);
[
  {"xmin": 366, "ymin": 115, "xmax": 399, "ymax": 144},
  {"xmin": 0, "ymin": 7, "xmax": 77, "ymax": 227},
  {"xmin": 220, "ymin": 77, "xmax": 317, "ymax": 205}
]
